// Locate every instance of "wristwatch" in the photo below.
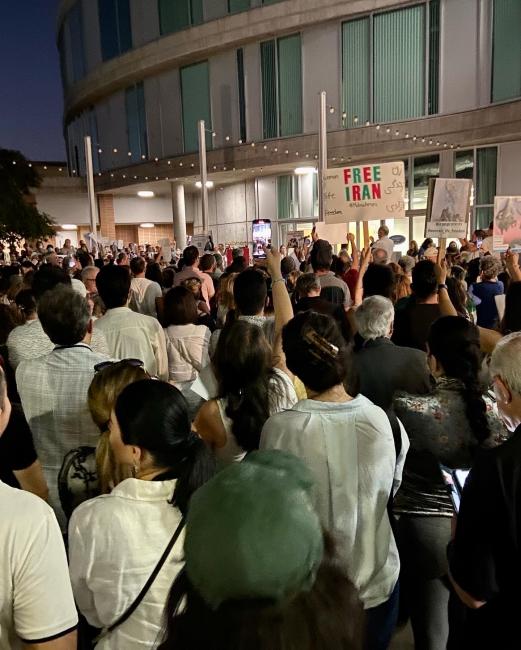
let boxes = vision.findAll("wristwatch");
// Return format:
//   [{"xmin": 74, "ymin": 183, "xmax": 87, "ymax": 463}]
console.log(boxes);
[{"xmin": 438, "ymin": 283, "xmax": 448, "ymax": 291}]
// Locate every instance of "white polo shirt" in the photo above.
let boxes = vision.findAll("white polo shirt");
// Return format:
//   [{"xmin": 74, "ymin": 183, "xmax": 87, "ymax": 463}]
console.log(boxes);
[
  {"xmin": 261, "ymin": 394, "xmax": 409, "ymax": 609},
  {"xmin": 0, "ymin": 481, "xmax": 78, "ymax": 649}
]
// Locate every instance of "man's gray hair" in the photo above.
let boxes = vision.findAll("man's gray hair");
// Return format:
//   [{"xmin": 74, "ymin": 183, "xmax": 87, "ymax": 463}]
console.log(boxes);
[
  {"xmin": 355, "ymin": 295, "xmax": 395, "ymax": 340},
  {"xmin": 81, "ymin": 265, "xmax": 99, "ymax": 281},
  {"xmin": 378, "ymin": 225, "xmax": 389, "ymax": 236},
  {"xmin": 490, "ymin": 332, "xmax": 521, "ymax": 396}
]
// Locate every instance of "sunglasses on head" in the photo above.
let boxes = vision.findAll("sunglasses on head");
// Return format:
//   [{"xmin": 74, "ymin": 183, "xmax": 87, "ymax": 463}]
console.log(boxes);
[{"xmin": 94, "ymin": 358, "xmax": 145, "ymax": 373}]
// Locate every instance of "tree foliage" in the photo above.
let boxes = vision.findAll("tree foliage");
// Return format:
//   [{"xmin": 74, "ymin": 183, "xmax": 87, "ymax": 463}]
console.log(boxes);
[{"xmin": 0, "ymin": 148, "xmax": 56, "ymax": 246}]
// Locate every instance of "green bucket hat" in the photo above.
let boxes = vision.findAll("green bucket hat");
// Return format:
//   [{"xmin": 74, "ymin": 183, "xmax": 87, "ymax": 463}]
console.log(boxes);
[{"xmin": 184, "ymin": 450, "xmax": 324, "ymax": 609}]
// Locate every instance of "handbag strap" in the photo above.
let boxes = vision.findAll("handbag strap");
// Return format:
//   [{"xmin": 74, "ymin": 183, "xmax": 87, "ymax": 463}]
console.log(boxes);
[{"xmin": 107, "ymin": 518, "xmax": 185, "ymax": 633}]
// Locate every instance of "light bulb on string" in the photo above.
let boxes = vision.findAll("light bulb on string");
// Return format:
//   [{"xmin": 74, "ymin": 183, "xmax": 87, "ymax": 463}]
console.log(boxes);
[
  {"xmin": 329, "ymin": 106, "xmax": 335, "ymax": 114},
  {"xmin": 154, "ymin": 157, "xmax": 159, "ymax": 162},
  {"xmin": 353, "ymin": 115, "xmax": 359, "ymax": 124},
  {"xmin": 128, "ymin": 152, "xmax": 132, "ymax": 157},
  {"xmin": 225, "ymin": 135, "xmax": 230, "ymax": 141},
  {"xmin": 365, "ymin": 121, "xmax": 370, "ymax": 127},
  {"xmin": 141, "ymin": 154, "xmax": 146, "ymax": 160},
  {"xmin": 386, "ymin": 127, "xmax": 391, "ymax": 133},
  {"xmin": 342, "ymin": 112, "xmax": 347, "ymax": 120},
  {"xmin": 239, "ymin": 139, "xmax": 243, "ymax": 144},
  {"xmin": 167, "ymin": 160, "xmax": 171, "ymax": 165},
  {"xmin": 113, "ymin": 148, "xmax": 118, "ymax": 153}
]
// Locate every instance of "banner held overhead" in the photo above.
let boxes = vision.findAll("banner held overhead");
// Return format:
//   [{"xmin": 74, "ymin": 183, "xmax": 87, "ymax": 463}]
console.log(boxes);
[{"xmin": 323, "ymin": 162, "xmax": 406, "ymax": 223}]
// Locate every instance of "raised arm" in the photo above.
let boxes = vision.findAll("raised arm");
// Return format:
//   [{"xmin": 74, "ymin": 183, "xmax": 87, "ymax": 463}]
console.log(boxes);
[
  {"xmin": 265, "ymin": 247, "xmax": 293, "ymax": 372},
  {"xmin": 434, "ymin": 260, "xmax": 458, "ymax": 317},
  {"xmin": 348, "ymin": 232, "xmax": 360, "ymax": 271},
  {"xmin": 506, "ymin": 251, "xmax": 521, "ymax": 282},
  {"xmin": 354, "ymin": 247, "xmax": 372, "ymax": 307}
]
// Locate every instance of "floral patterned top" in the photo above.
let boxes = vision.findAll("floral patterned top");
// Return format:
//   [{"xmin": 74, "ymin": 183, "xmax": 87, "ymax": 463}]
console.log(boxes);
[{"xmin": 393, "ymin": 376, "xmax": 508, "ymax": 517}]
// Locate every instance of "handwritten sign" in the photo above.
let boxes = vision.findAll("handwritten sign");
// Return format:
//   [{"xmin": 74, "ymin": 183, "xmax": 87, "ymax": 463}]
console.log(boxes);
[
  {"xmin": 493, "ymin": 196, "xmax": 521, "ymax": 252},
  {"xmin": 323, "ymin": 162, "xmax": 405, "ymax": 223},
  {"xmin": 425, "ymin": 178, "xmax": 472, "ymax": 238}
]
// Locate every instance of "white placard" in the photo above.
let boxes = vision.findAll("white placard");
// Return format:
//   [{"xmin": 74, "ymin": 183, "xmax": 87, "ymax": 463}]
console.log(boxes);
[
  {"xmin": 425, "ymin": 178, "xmax": 472, "ymax": 238},
  {"xmin": 323, "ymin": 162, "xmax": 406, "ymax": 223},
  {"xmin": 493, "ymin": 196, "xmax": 521, "ymax": 252},
  {"xmin": 314, "ymin": 222, "xmax": 347, "ymax": 244}
]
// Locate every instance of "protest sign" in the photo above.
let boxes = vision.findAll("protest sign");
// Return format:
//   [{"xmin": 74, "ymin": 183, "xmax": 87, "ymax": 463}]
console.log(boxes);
[
  {"xmin": 493, "ymin": 196, "xmax": 521, "ymax": 252},
  {"xmin": 425, "ymin": 178, "xmax": 472, "ymax": 238},
  {"xmin": 314, "ymin": 222, "xmax": 347, "ymax": 244},
  {"xmin": 323, "ymin": 162, "xmax": 405, "ymax": 223}
]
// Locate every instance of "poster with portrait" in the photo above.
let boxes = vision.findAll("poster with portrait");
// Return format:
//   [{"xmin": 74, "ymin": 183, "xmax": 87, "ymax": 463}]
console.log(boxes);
[
  {"xmin": 493, "ymin": 196, "xmax": 521, "ymax": 252},
  {"xmin": 323, "ymin": 162, "xmax": 405, "ymax": 223},
  {"xmin": 425, "ymin": 178, "xmax": 472, "ymax": 238}
]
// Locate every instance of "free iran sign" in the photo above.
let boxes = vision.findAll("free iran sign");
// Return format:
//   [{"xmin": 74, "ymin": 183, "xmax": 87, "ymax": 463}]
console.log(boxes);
[{"xmin": 323, "ymin": 161, "xmax": 406, "ymax": 223}]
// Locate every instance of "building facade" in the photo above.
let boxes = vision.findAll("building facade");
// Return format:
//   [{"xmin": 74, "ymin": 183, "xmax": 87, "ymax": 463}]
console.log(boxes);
[{"xmin": 54, "ymin": 0, "xmax": 521, "ymax": 251}]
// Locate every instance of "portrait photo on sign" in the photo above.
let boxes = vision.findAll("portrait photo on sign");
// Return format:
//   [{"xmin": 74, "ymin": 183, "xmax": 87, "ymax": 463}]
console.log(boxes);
[
  {"xmin": 425, "ymin": 178, "xmax": 472, "ymax": 238},
  {"xmin": 493, "ymin": 196, "xmax": 521, "ymax": 252}
]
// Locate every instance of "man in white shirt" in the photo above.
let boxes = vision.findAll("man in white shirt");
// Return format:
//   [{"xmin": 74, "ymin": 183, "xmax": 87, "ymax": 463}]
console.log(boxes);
[
  {"xmin": 7, "ymin": 265, "xmax": 109, "ymax": 370},
  {"xmin": 174, "ymin": 245, "xmax": 215, "ymax": 308},
  {"xmin": 94, "ymin": 264, "xmax": 168, "ymax": 380},
  {"xmin": 16, "ymin": 286, "xmax": 111, "ymax": 530},
  {"xmin": 0, "ymin": 368, "xmax": 78, "ymax": 650},
  {"xmin": 373, "ymin": 225, "xmax": 395, "ymax": 262},
  {"xmin": 129, "ymin": 256, "xmax": 162, "ymax": 318}
]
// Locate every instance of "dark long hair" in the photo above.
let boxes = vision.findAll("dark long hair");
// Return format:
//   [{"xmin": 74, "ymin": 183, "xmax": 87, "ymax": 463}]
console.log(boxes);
[
  {"xmin": 158, "ymin": 533, "xmax": 364, "ymax": 650},
  {"xmin": 500, "ymin": 281, "xmax": 521, "ymax": 335},
  {"xmin": 446, "ymin": 277, "xmax": 468, "ymax": 319},
  {"xmin": 213, "ymin": 320, "xmax": 281, "ymax": 452},
  {"xmin": 114, "ymin": 380, "xmax": 214, "ymax": 514},
  {"xmin": 428, "ymin": 317, "xmax": 490, "ymax": 444}
]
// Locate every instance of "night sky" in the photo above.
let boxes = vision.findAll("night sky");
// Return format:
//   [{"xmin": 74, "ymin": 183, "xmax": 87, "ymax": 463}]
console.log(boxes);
[{"xmin": 0, "ymin": 0, "xmax": 65, "ymax": 162}]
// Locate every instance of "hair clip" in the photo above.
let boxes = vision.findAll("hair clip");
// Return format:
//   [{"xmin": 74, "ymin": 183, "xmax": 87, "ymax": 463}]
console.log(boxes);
[{"xmin": 303, "ymin": 328, "xmax": 339, "ymax": 361}]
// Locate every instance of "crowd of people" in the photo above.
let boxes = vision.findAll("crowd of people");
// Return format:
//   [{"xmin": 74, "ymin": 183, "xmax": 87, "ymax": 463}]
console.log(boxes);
[{"xmin": 1, "ymin": 226, "xmax": 521, "ymax": 649}]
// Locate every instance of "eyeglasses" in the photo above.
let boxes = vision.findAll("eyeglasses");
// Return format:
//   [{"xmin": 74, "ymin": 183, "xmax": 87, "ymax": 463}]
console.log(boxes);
[{"xmin": 94, "ymin": 358, "xmax": 145, "ymax": 373}]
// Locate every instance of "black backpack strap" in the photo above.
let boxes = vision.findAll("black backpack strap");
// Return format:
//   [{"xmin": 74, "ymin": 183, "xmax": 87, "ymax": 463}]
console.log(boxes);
[
  {"xmin": 106, "ymin": 518, "xmax": 185, "ymax": 634},
  {"xmin": 385, "ymin": 409, "xmax": 402, "ymax": 537}
]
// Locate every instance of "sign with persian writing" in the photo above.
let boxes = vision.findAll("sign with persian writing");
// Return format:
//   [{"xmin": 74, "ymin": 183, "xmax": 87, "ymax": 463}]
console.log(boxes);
[
  {"xmin": 425, "ymin": 178, "xmax": 472, "ymax": 238},
  {"xmin": 323, "ymin": 162, "xmax": 406, "ymax": 223}
]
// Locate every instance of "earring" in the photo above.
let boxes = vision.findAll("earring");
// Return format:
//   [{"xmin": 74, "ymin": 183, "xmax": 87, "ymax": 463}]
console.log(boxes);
[{"xmin": 132, "ymin": 461, "xmax": 139, "ymax": 478}]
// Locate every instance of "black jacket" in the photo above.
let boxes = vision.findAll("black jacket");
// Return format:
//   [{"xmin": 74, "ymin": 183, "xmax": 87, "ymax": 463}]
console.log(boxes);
[{"xmin": 352, "ymin": 337, "xmax": 433, "ymax": 410}]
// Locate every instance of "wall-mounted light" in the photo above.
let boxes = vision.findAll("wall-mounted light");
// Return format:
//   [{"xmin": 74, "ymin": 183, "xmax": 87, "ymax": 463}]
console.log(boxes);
[
  {"xmin": 61, "ymin": 224, "xmax": 78, "ymax": 231},
  {"xmin": 294, "ymin": 167, "xmax": 317, "ymax": 175},
  {"xmin": 139, "ymin": 223, "xmax": 154, "ymax": 228},
  {"xmin": 137, "ymin": 191, "xmax": 155, "ymax": 198},
  {"xmin": 195, "ymin": 181, "xmax": 214, "ymax": 189}
]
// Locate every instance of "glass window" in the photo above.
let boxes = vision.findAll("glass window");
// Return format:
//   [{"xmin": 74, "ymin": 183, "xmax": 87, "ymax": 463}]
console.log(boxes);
[
  {"xmin": 428, "ymin": 0, "xmax": 440, "ymax": 114},
  {"xmin": 277, "ymin": 176, "xmax": 292, "ymax": 220},
  {"xmin": 476, "ymin": 147, "xmax": 497, "ymax": 206},
  {"xmin": 261, "ymin": 35, "xmax": 302, "ymax": 139},
  {"xmin": 261, "ymin": 40, "xmax": 278, "ymax": 139},
  {"xmin": 159, "ymin": 0, "xmax": 190, "ymax": 34},
  {"xmin": 342, "ymin": 18, "xmax": 370, "ymax": 127},
  {"xmin": 229, "ymin": 0, "xmax": 250, "ymax": 13},
  {"xmin": 159, "ymin": 0, "xmax": 203, "ymax": 34},
  {"xmin": 59, "ymin": 3, "xmax": 86, "ymax": 86},
  {"xmin": 237, "ymin": 49, "xmax": 247, "ymax": 143},
  {"xmin": 342, "ymin": 4, "xmax": 436, "ymax": 126},
  {"xmin": 180, "ymin": 61, "xmax": 212, "ymax": 153},
  {"xmin": 413, "ymin": 155, "xmax": 439, "ymax": 210},
  {"xmin": 492, "ymin": 0, "xmax": 521, "ymax": 102},
  {"xmin": 278, "ymin": 34, "xmax": 302, "ymax": 136},
  {"xmin": 125, "ymin": 82, "xmax": 148, "ymax": 162},
  {"xmin": 454, "ymin": 150, "xmax": 474, "ymax": 180},
  {"xmin": 99, "ymin": 0, "xmax": 132, "ymax": 61},
  {"xmin": 373, "ymin": 5, "xmax": 425, "ymax": 123}
]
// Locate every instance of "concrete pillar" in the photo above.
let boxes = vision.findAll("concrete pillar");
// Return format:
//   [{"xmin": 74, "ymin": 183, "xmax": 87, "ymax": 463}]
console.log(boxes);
[{"xmin": 171, "ymin": 182, "xmax": 187, "ymax": 249}]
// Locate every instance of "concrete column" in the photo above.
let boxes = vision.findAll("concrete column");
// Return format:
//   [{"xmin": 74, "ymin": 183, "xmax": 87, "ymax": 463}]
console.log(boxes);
[{"xmin": 171, "ymin": 182, "xmax": 187, "ymax": 249}]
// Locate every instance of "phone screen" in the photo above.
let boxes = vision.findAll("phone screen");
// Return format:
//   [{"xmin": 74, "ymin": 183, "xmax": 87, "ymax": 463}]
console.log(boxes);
[{"xmin": 252, "ymin": 220, "xmax": 272, "ymax": 259}]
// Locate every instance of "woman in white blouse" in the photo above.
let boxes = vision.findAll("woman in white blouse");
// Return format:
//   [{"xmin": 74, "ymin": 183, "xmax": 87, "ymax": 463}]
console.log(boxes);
[
  {"xmin": 163, "ymin": 286, "xmax": 211, "ymax": 390},
  {"xmin": 195, "ymin": 249, "xmax": 297, "ymax": 465},
  {"xmin": 260, "ymin": 310, "xmax": 409, "ymax": 650},
  {"xmin": 68, "ymin": 379, "xmax": 214, "ymax": 649}
]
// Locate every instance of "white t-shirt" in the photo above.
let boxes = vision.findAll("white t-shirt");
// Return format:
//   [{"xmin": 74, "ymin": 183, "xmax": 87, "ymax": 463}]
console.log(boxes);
[
  {"xmin": 0, "ymin": 481, "xmax": 78, "ymax": 649},
  {"xmin": 261, "ymin": 394, "xmax": 409, "ymax": 609}
]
